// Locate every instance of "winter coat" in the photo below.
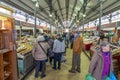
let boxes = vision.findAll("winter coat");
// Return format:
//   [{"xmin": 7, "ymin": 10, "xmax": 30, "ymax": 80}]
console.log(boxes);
[
  {"xmin": 73, "ymin": 36, "xmax": 84, "ymax": 54},
  {"xmin": 48, "ymin": 39, "xmax": 54, "ymax": 49},
  {"xmin": 53, "ymin": 39, "xmax": 66, "ymax": 53},
  {"xmin": 89, "ymin": 50, "xmax": 113, "ymax": 80},
  {"xmin": 32, "ymin": 41, "xmax": 50, "ymax": 61}
]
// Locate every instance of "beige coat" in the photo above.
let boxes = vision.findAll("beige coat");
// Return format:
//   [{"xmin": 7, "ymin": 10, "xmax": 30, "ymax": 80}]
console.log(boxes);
[{"xmin": 32, "ymin": 41, "xmax": 50, "ymax": 61}]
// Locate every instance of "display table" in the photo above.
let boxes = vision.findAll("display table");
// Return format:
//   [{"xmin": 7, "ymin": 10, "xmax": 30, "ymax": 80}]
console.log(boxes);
[
  {"xmin": 17, "ymin": 50, "xmax": 35, "ymax": 79},
  {"xmin": 112, "ymin": 47, "xmax": 120, "ymax": 77},
  {"xmin": 83, "ymin": 39, "xmax": 93, "ymax": 60}
]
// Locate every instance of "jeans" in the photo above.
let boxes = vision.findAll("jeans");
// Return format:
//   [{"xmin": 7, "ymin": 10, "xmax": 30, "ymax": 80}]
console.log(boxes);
[
  {"xmin": 53, "ymin": 53, "xmax": 62, "ymax": 69},
  {"xmin": 35, "ymin": 60, "xmax": 46, "ymax": 77}
]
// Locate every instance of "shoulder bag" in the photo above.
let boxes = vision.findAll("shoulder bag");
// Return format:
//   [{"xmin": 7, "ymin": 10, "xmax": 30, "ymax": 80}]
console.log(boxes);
[{"xmin": 38, "ymin": 42, "xmax": 48, "ymax": 62}]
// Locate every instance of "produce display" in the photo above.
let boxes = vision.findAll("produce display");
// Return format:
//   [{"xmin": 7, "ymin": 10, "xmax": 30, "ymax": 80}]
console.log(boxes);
[
  {"xmin": 17, "ymin": 43, "xmax": 32, "ymax": 54},
  {"xmin": 83, "ymin": 36, "xmax": 98, "ymax": 45},
  {"xmin": 16, "ymin": 36, "xmax": 34, "ymax": 55}
]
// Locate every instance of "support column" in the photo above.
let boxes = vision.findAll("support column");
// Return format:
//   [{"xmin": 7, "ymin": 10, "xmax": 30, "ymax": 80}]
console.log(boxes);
[
  {"xmin": 98, "ymin": 0, "xmax": 103, "ymax": 36},
  {"xmin": 82, "ymin": 17, "xmax": 85, "ymax": 36},
  {"xmin": 34, "ymin": 6, "xmax": 37, "ymax": 38},
  {"xmin": 50, "ymin": 17, "xmax": 52, "ymax": 34},
  {"xmin": 20, "ymin": 22, "xmax": 22, "ymax": 40}
]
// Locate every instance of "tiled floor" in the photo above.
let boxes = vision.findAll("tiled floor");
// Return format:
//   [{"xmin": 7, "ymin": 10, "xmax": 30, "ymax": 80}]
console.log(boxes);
[{"xmin": 25, "ymin": 48, "xmax": 90, "ymax": 80}]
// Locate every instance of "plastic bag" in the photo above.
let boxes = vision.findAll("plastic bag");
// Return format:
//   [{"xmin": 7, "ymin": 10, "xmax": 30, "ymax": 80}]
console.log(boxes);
[
  {"xmin": 85, "ymin": 73, "xmax": 94, "ymax": 80},
  {"xmin": 61, "ymin": 55, "xmax": 66, "ymax": 62},
  {"xmin": 110, "ymin": 72, "xmax": 117, "ymax": 80}
]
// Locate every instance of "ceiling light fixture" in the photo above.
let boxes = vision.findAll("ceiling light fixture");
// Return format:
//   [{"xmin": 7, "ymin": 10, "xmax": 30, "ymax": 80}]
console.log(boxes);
[
  {"xmin": 35, "ymin": 2, "xmax": 39, "ymax": 7},
  {"xmin": 49, "ymin": 14, "xmax": 52, "ymax": 17},
  {"xmin": 83, "ymin": 14, "xmax": 86, "ymax": 17}
]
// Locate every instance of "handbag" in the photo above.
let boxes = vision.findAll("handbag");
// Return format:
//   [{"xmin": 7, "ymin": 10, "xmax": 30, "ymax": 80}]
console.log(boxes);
[
  {"xmin": 85, "ymin": 73, "xmax": 94, "ymax": 80},
  {"xmin": 110, "ymin": 72, "xmax": 117, "ymax": 80},
  {"xmin": 38, "ymin": 42, "xmax": 48, "ymax": 62}
]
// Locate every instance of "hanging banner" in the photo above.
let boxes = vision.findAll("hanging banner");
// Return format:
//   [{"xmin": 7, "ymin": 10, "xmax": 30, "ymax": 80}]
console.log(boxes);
[
  {"xmin": 21, "ymin": 22, "xmax": 34, "ymax": 27},
  {"xmin": 102, "ymin": 22, "xmax": 116, "ymax": 28}
]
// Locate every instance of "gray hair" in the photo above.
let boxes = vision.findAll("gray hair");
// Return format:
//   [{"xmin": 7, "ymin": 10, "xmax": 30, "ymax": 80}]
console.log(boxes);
[{"xmin": 100, "ymin": 41, "xmax": 109, "ymax": 49}]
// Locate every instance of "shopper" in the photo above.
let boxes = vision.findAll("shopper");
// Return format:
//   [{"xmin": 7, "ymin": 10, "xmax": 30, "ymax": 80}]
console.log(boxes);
[
  {"xmin": 65, "ymin": 33, "xmax": 70, "ymax": 48},
  {"xmin": 99, "ymin": 30, "xmax": 105, "ymax": 43},
  {"xmin": 32, "ymin": 35, "xmax": 50, "ymax": 78},
  {"xmin": 53, "ymin": 34, "xmax": 66, "ymax": 70},
  {"xmin": 70, "ymin": 33, "xmax": 74, "ymax": 49},
  {"xmin": 48, "ymin": 36, "xmax": 54, "ymax": 65},
  {"xmin": 88, "ymin": 41, "xmax": 115, "ymax": 80},
  {"xmin": 69, "ymin": 32, "xmax": 84, "ymax": 73}
]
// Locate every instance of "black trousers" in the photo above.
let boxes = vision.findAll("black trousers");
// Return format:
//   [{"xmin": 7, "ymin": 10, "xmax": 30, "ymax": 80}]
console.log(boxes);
[
  {"xmin": 53, "ymin": 53, "xmax": 62, "ymax": 69},
  {"xmin": 49, "ymin": 56, "xmax": 54, "ymax": 64},
  {"xmin": 35, "ymin": 60, "xmax": 46, "ymax": 77}
]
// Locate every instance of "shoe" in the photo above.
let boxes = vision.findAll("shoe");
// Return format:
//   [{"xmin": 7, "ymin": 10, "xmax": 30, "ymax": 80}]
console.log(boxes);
[
  {"xmin": 50, "ymin": 62, "xmax": 52, "ymax": 65},
  {"xmin": 69, "ymin": 70, "xmax": 76, "ymax": 73},
  {"xmin": 35, "ymin": 75, "xmax": 38, "ymax": 78},
  {"xmin": 76, "ymin": 69, "xmax": 81, "ymax": 73},
  {"xmin": 52, "ymin": 67, "xmax": 57, "ymax": 70},
  {"xmin": 58, "ymin": 68, "xmax": 61, "ymax": 70},
  {"xmin": 41, "ymin": 74, "xmax": 46, "ymax": 78}
]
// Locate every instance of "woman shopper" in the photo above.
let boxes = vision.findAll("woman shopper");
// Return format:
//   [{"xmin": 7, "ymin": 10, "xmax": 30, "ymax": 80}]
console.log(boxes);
[
  {"xmin": 32, "ymin": 35, "xmax": 50, "ymax": 78},
  {"xmin": 88, "ymin": 41, "xmax": 116, "ymax": 80},
  {"xmin": 53, "ymin": 34, "xmax": 66, "ymax": 70},
  {"xmin": 48, "ymin": 36, "xmax": 54, "ymax": 65}
]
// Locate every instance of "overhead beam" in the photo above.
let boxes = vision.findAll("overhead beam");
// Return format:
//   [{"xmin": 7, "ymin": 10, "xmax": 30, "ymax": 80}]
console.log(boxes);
[
  {"xmin": 69, "ymin": 0, "xmax": 90, "ymax": 28},
  {"xmin": 1, "ymin": 0, "xmax": 51, "ymax": 24},
  {"xmin": 45, "ymin": 0, "xmax": 65, "ymax": 28},
  {"xmin": 18, "ymin": 0, "xmax": 55, "ymax": 24},
  {"xmin": 70, "ymin": 0, "xmax": 77, "ymax": 20},
  {"xmin": 86, "ymin": 0, "xmax": 107, "ymax": 15},
  {"xmin": 65, "ymin": 0, "xmax": 69, "ymax": 20},
  {"xmin": 1, "ymin": 0, "xmax": 34, "ymax": 15},
  {"xmin": 19, "ymin": 0, "xmax": 50, "ymax": 21},
  {"xmin": 57, "ymin": 0, "xmax": 64, "ymax": 21},
  {"xmin": 20, "ymin": 0, "xmax": 53, "ymax": 24},
  {"xmin": 79, "ymin": 0, "xmax": 120, "ymax": 26},
  {"xmin": 79, "ymin": 0, "xmax": 108, "ymax": 24}
]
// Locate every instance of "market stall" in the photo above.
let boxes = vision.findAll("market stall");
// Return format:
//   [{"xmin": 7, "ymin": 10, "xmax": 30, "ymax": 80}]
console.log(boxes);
[
  {"xmin": 16, "ymin": 36, "xmax": 35, "ymax": 79},
  {"xmin": 0, "ymin": 4, "xmax": 18, "ymax": 80}
]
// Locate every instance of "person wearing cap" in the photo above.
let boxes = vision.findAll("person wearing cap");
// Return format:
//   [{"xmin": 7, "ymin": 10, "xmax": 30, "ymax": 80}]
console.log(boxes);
[
  {"xmin": 52, "ymin": 34, "xmax": 66, "ymax": 70},
  {"xmin": 88, "ymin": 41, "xmax": 114, "ymax": 80},
  {"xmin": 69, "ymin": 32, "xmax": 84, "ymax": 73},
  {"xmin": 32, "ymin": 34, "xmax": 50, "ymax": 78}
]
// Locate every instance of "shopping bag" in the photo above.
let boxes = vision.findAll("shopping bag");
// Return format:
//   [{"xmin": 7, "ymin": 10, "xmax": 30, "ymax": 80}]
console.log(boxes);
[
  {"xmin": 110, "ymin": 72, "xmax": 117, "ymax": 80},
  {"xmin": 105, "ymin": 77, "xmax": 110, "ymax": 80},
  {"xmin": 85, "ymin": 73, "xmax": 94, "ymax": 80},
  {"xmin": 61, "ymin": 55, "xmax": 66, "ymax": 62}
]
